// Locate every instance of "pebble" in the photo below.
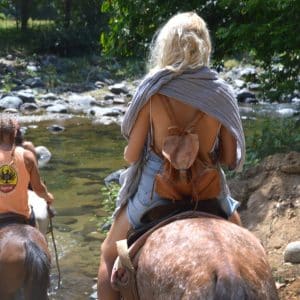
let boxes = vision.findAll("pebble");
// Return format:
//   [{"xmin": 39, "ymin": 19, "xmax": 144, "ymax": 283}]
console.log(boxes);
[{"xmin": 284, "ymin": 241, "xmax": 300, "ymax": 263}]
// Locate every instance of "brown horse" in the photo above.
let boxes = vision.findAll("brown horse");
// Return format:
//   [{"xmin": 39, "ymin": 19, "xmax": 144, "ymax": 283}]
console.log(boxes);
[
  {"xmin": 115, "ymin": 213, "xmax": 279, "ymax": 300},
  {"xmin": 0, "ymin": 224, "xmax": 51, "ymax": 300}
]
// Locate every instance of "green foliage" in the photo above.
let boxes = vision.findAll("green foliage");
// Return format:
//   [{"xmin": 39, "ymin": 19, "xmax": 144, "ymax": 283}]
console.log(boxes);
[
  {"xmin": 2, "ymin": 73, "xmax": 16, "ymax": 92},
  {"xmin": 0, "ymin": 1, "xmax": 105, "ymax": 56},
  {"xmin": 101, "ymin": 56, "xmax": 145, "ymax": 80},
  {"xmin": 245, "ymin": 117, "xmax": 300, "ymax": 167},
  {"xmin": 100, "ymin": 0, "xmax": 213, "ymax": 58},
  {"xmin": 215, "ymin": 0, "xmax": 300, "ymax": 101},
  {"xmin": 101, "ymin": 0, "xmax": 299, "ymax": 98}
]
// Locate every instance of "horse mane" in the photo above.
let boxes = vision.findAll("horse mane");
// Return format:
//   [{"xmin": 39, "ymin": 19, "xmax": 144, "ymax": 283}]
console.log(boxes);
[
  {"xmin": 5, "ymin": 225, "xmax": 51, "ymax": 300},
  {"xmin": 24, "ymin": 239, "xmax": 51, "ymax": 299}
]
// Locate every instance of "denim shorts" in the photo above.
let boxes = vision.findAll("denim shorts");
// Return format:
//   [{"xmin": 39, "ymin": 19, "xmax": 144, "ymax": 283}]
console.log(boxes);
[
  {"xmin": 126, "ymin": 151, "xmax": 240, "ymax": 229},
  {"xmin": 126, "ymin": 151, "xmax": 170, "ymax": 229}
]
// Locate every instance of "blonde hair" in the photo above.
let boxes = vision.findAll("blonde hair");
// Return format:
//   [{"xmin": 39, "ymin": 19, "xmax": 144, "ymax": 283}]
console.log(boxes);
[{"xmin": 148, "ymin": 12, "xmax": 211, "ymax": 73}]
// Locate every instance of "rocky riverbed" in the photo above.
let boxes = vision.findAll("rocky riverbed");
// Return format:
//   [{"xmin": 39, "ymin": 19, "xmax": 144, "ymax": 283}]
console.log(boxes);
[{"xmin": 1, "ymin": 54, "xmax": 300, "ymax": 128}]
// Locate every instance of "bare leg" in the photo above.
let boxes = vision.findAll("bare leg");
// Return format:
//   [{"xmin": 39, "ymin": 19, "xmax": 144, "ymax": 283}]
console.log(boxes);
[
  {"xmin": 97, "ymin": 207, "xmax": 131, "ymax": 300},
  {"xmin": 228, "ymin": 210, "xmax": 242, "ymax": 226}
]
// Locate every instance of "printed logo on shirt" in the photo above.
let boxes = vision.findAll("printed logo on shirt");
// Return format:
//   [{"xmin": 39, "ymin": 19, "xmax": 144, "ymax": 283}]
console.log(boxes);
[{"xmin": 0, "ymin": 164, "xmax": 18, "ymax": 193}]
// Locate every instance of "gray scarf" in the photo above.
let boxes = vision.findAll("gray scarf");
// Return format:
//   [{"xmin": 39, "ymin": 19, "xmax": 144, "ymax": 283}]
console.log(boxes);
[{"xmin": 114, "ymin": 67, "xmax": 245, "ymax": 216}]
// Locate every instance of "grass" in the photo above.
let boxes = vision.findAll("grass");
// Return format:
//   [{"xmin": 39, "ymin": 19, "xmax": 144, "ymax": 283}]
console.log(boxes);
[{"xmin": 0, "ymin": 19, "xmax": 56, "ymax": 55}]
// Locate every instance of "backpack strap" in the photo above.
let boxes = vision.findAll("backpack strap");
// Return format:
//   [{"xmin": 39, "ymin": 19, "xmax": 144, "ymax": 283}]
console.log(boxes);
[
  {"xmin": 149, "ymin": 97, "xmax": 161, "ymax": 154},
  {"xmin": 161, "ymin": 97, "xmax": 204, "ymax": 131},
  {"xmin": 185, "ymin": 111, "xmax": 204, "ymax": 132},
  {"xmin": 161, "ymin": 98, "xmax": 177, "ymax": 125},
  {"xmin": 149, "ymin": 97, "xmax": 154, "ymax": 148}
]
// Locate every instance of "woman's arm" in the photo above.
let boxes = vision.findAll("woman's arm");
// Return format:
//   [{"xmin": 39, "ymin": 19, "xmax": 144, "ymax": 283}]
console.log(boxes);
[
  {"xmin": 218, "ymin": 125, "xmax": 237, "ymax": 170},
  {"xmin": 124, "ymin": 102, "xmax": 150, "ymax": 164},
  {"xmin": 24, "ymin": 149, "xmax": 54, "ymax": 204}
]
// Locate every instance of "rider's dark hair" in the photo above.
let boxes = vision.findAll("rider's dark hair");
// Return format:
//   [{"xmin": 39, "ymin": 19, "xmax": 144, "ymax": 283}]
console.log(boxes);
[{"xmin": 0, "ymin": 117, "xmax": 17, "ymax": 144}]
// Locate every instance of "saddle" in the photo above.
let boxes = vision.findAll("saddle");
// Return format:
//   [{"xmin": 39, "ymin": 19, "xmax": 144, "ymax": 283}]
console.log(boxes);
[
  {"xmin": 0, "ymin": 212, "xmax": 30, "ymax": 229},
  {"xmin": 128, "ymin": 198, "xmax": 227, "ymax": 246},
  {"xmin": 111, "ymin": 201, "xmax": 227, "ymax": 300}
]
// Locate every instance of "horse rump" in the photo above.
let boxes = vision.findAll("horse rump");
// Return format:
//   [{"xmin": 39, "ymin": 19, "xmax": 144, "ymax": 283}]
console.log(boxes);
[
  {"xmin": 134, "ymin": 216, "xmax": 279, "ymax": 300},
  {"xmin": 23, "ymin": 239, "xmax": 51, "ymax": 300}
]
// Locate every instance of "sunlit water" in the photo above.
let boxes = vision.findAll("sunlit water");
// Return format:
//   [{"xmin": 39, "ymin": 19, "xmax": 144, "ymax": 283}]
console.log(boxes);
[{"xmin": 24, "ymin": 116, "xmax": 126, "ymax": 299}]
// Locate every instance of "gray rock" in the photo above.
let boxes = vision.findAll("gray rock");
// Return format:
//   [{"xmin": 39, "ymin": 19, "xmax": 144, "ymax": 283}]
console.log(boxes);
[
  {"xmin": 108, "ymin": 83, "xmax": 129, "ymax": 95},
  {"xmin": 284, "ymin": 241, "xmax": 300, "ymax": 263},
  {"xmin": 46, "ymin": 104, "xmax": 68, "ymax": 113},
  {"xmin": 35, "ymin": 145, "xmax": 52, "ymax": 167},
  {"xmin": 90, "ymin": 291, "xmax": 98, "ymax": 299},
  {"xmin": 240, "ymin": 66, "xmax": 257, "ymax": 77},
  {"xmin": 94, "ymin": 81, "xmax": 105, "ymax": 88},
  {"xmin": 233, "ymin": 79, "xmax": 245, "ymax": 88},
  {"xmin": 276, "ymin": 108, "xmax": 298, "ymax": 117},
  {"xmin": 6, "ymin": 54, "xmax": 14, "ymax": 60},
  {"xmin": 291, "ymin": 97, "xmax": 300, "ymax": 103},
  {"xmin": 39, "ymin": 93, "xmax": 58, "ymax": 100},
  {"xmin": 92, "ymin": 116, "xmax": 116, "ymax": 126},
  {"xmin": 12, "ymin": 78, "xmax": 22, "ymax": 86},
  {"xmin": 14, "ymin": 90, "xmax": 35, "ymax": 103},
  {"xmin": 0, "ymin": 95, "xmax": 23, "ymax": 109},
  {"xmin": 54, "ymin": 216, "xmax": 78, "ymax": 225},
  {"xmin": 47, "ymin": 124, "xmax": 65, "ymax": 133},
  {"xmin": 88, "ymin": 106, "xmax": 125, "ymax": 117},
  {"xmin": 104, "ymin": 94, "xmax": 115, "ymax": 100},
  {"xmin": 20, "ymin": 102, "xmax": 39, "ymax": 111},
  {"xmin": 3, "ymin": 108, "xmax": 19, "ymax": 114},
  {"xmin": 248, "ymin": 83, "xmax": 261, "ymax": 91},
  {"xmin": 67, "ymin": 93, "xmax": 96, "ymax": 112},
  {"xmin": 237, "ymin": 90, "xmax": 257, "ymax": 103},
  {"xmin": 26, "ymin": 64, "xmax": 38, "ymax": 72},
  {"xmin": 113, "ymin": 97, "xmax": 126, "ymax": 104},
  {"xmin": 24, "ymin": 77, "xmax": 45, "ymax": 88}
]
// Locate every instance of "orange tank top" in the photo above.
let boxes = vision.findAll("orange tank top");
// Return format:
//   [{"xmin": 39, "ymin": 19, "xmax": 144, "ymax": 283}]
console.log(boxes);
[{"xmin": 0, "ymin": 146, "xmax": 30, "ymax": 218}]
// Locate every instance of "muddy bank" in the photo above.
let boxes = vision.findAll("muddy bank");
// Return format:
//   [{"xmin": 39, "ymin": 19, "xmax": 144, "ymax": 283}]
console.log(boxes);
[{"xmin": 229, "ymin": 151, "xmax": 300, "ymax": 300}]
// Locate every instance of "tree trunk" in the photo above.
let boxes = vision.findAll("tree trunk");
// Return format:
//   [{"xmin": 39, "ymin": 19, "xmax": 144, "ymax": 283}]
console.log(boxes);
[
  {"xmin": 20, "ymin": 0, "xmax": 32, "ymax": 32},
  {"xmin": 64, "ymin": 0, "xmax": 72, "ymax": 28}
]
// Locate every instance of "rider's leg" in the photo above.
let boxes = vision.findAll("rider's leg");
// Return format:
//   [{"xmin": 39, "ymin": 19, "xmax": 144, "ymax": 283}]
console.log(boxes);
[{"xmin": 98, "ymin": 206, "xmax": 131, "ymax": 300}]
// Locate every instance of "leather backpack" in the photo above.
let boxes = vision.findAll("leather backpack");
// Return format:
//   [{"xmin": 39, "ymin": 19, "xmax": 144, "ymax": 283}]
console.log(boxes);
[{"xmin": 154, "ymin": 99, "xmax": 221, "ymax": 202}]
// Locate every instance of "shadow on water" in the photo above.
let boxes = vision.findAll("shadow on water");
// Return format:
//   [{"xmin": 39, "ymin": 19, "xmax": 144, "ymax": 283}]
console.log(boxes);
[{"xmin": 25, "ymin": 117, "xmax": 126, "ymax": 299}]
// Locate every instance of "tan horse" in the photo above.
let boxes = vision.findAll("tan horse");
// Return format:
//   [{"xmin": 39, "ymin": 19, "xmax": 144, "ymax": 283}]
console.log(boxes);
[
  {"xmin": 115, "ymin": 213, "xmax": 279, "ymax": 300},
  {"xmin": 0, "ymin": 224, "xmax": 51, "ymax": 300}
]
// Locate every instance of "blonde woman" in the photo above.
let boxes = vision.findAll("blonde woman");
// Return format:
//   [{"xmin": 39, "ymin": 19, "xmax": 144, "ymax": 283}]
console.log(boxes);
[{"xmin": 98, "ymin": 12, "xmax": 245, "ymax": 299}]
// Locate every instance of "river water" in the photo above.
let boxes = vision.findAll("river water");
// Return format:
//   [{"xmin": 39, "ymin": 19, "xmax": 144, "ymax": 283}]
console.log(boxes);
[{"xmin": 25, "ymin": 116, "xmax": 126, "ymax": 299}]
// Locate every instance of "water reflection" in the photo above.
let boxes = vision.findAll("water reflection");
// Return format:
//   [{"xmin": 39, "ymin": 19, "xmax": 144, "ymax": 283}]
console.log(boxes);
[{"xmin": 25, "ymin": 117, "xmax": 126, "ymax": 299}]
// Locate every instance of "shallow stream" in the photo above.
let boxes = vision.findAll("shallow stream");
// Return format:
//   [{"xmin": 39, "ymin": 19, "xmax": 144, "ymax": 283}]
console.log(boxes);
[{"xmin": 25, "ymin": 117, "xmax": 126, "ymax": 299}]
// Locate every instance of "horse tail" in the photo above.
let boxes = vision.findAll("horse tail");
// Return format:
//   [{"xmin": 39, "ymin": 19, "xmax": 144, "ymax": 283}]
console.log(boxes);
[
  {"xmin": 213, "ymin": 271, "xmax": 279, "ymax": 300},
  {"xmin": 24, "ymin": 240, "xmax": 51, "ymax": 300}
]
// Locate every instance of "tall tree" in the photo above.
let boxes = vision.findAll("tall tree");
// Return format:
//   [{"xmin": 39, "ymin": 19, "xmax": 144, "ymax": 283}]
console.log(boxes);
[{"xmin": 13, "ymin": 0, "xmax": 33, "ymax": 31}]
